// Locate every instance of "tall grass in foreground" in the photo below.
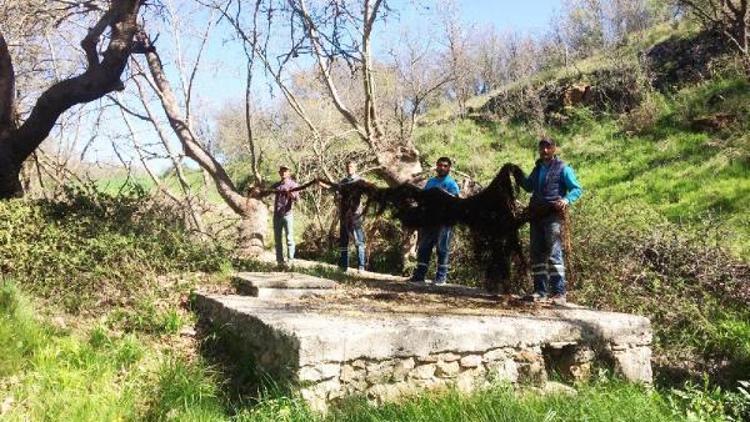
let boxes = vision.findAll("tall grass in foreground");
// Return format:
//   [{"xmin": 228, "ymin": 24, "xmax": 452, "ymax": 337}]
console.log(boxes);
[
  {"xmin": 236, "ymin": 380, "xmax": 750, "ymax": 422},
  {"xmin": 2, "ymin": 281, "xmax": 749, "ymax": 421},
  {"xmin": 0, "ymin": 281, "xmax": 224, "ymax": 421}
]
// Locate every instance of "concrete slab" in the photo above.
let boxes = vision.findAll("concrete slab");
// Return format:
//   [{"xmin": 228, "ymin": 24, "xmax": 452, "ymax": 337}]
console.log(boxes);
[
  {"xmin": 253, "ymin": 288, "xmax": 338, "ymax": 299},
  {"xmin": 233, "ymin": 272, "xmax": 339, "ymax": 297},
  {"xmin": 195, "ymin": 289, "xmax": 653, "ymax": 411},
  {"xmin": 257, "ymin": 252, "xmax": 407, "ymax": 282}
]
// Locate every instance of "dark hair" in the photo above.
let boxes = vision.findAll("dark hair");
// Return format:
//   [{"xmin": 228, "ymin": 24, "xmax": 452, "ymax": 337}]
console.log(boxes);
[
  {"xmin": 437, "ymin": 156, "xmax": 452, "ymax": 166},
  {"xmin": 538, "ymin": 137, "xmax": 556, "ymax": 147}
]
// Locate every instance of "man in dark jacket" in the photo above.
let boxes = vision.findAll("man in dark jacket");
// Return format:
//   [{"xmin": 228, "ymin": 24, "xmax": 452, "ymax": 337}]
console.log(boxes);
[
  {"xmin": 320, "ymin": 161, "xmax": 368, "ymax": 272},
  {"xmin": 518, "ymin": 138, "xmax": 582, "ymax": 304}
]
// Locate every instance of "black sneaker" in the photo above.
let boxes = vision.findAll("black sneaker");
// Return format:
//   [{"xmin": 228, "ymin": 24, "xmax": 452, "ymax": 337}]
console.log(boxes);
[{"xmin": 550, "ymin": 294, "xmax": 567, "ymax": 305}]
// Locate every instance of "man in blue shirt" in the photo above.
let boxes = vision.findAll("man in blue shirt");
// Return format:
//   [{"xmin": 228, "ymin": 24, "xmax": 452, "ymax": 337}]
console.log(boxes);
[
  {"xmin": 519, "ymin": 138, "xmax": 582, "ymax": 304},
  {"xmin": 410, "ymin": 157, "xmax": 461, "ymax": 286}
]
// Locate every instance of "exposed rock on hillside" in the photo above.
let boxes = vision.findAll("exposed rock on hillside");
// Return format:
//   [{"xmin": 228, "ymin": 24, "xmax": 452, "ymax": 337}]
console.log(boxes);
[
  {"xmin": 474, "ymin": 66, "xmax": 643, "ymax": 125},
  {"xmin": 646, "ymin": 30, "xmax": 732, "ymax": 91},
  {"xmin": 474, "ymin": 30, "xmax": 733, "ymax": 125}
]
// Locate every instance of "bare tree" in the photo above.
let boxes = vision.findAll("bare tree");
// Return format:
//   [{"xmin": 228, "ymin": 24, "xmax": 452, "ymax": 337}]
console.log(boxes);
[
  {"xmin": 288, "ymin": 0, "xmax": 424, "ymax": 185},
  {"xmin": 437, "ymin": 0, "xmax": 474, "ymax": 115},
  {"xmin": 206, "ymin": 0, "xmax": 424, "ymax": 186},
  {"xmin": 387, "ymin": 29, "xmax": 453, "ymax": 140},
  {"xmin": 123, "ymin": 15, "xmax": 271, "ymax": 256},
  {"xmin": 676, "ymin": 0, "xmax": 750, "ymax": 76},
  {"xmin": 0, "ymin": 0, "xmax": 144, "ymax": 199},
  {"xmin": 471, "ymin": 25, "xmax": 508, "ymax": 94},
  {"xmin": 605, "ymin": 0, "xmax": 652, "ymax": 42},
  {"xmin": 560, "ymin": 0, "xmax": 607, "ymax": 59}
]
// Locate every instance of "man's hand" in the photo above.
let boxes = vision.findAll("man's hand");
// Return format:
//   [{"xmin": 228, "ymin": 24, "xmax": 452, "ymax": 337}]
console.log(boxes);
[
  {"xmin": 511, "ymin": 166, "xmax": 526, "ymax": 182},
  {"xmin": 553, "ymin": 199, "xmax": 569, "ymax": 212}
]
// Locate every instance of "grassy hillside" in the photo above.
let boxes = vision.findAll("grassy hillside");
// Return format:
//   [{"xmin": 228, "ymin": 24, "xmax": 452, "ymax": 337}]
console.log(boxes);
[{"xmin": 416, "ymin": 75, "xmax": 750, "ymax": 256}]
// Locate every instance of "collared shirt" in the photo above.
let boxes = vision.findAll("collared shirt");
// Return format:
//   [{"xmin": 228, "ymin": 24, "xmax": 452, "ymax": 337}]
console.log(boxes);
[
  {"xmin": 424, "ymin": 174, "xmax": 460, "ymax": 197},
  {"xmin": 272, "ymin": 177, "xmax": 299, "ymax": 216}
]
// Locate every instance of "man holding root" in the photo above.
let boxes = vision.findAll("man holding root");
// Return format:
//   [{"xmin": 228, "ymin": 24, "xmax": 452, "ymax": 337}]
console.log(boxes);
[
  {"xmin": 518, "ymin": 138, "xmax": 582, "ymax": 304},
  {"xmin": 409, "ymin": 157, "xmax": 461, "ymax": 286},
  {"xmin": 318, "ymin": 161, "xmax": 368, "ymax": 272},
  {"xmin": 272, "ymin": 165, "xmax": 300, "ymax": 267}
]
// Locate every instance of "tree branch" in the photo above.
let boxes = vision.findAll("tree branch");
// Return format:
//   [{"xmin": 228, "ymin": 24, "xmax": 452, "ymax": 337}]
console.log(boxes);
[
  {"xmin": 139, "ymin": 45, "xmax": 249, "ymax": 215},
  {"xmin": 7, "ymin": 0, "xmax": 143, "ymax": 164}
]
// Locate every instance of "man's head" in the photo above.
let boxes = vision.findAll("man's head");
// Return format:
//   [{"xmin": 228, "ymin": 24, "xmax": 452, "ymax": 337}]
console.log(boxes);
[
  {"xmin": 435, "ymin": 157, "xmax": 452, "ymax": 177},
  {"xmin": 279, "ymin": 165, "xmax": 291, "ymax": 179},
  {"xmin": 538, "ymin": 138, "xmax": 556, "ymax": 162},
  {"xmin": 345, "ymin": 160, "xmax": 357, "ymax": 177}
]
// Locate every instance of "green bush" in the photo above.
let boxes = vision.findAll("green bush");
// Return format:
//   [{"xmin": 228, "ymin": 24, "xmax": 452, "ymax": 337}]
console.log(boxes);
[
  {"xmin": 0, "ymin": 186, "xmax": 231, "ymax": 312},
  {"xmin": 569, "ymin": 195, "xmax": 750, "ymax": 384}
]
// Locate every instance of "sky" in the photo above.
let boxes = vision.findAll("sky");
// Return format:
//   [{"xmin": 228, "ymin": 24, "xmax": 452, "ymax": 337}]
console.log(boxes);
[
  {"xmin": 444, "ymin": 0, "xmax": 561, "ymax": 31},
  {"xmin": 192, "ymin": 0, "xmax": 563, "ymax": 111},
  {"xmin": 73, "ymin": 0, "xmax": 565, "ymax": 170}
]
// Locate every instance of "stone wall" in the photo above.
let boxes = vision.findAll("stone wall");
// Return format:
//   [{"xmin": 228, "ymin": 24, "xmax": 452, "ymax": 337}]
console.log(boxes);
[
  {"xmin": 298, "ymin": 344, "xmax": 597, "ymax": 410},
  {"xmin": 194, "ymin": 274, "xmax": 653, "ymax": 412}
]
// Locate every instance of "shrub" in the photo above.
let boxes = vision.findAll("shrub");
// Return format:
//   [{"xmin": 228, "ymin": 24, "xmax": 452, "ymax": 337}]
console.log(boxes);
[{"xmin": 0, "ymin": 185, "xmax": 231, "ymax": 312}]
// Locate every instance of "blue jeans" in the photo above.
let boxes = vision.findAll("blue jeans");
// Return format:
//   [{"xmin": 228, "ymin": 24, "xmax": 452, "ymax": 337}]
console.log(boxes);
[
  {"xmin": 530, "ymin": 215, "xmax": 565, "ymax": 296},
  {"xmin": 412, "ymin": 226, "xmax": 453, "ymax": 282},
  {"xmin": 339, "ymin": 219, "xmax": 366, "ymax": 270},
  {"xmin": 273, "ymin": 213, "xmax": 295, "ymax": 264}
]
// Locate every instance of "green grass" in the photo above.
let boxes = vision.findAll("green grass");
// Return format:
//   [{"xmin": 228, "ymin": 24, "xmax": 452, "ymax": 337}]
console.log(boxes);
[
  {"xmin": 325, "ymin": 382, "xmax": 679, "ymax": 422},
  {"xmin": 0, "ymin": 281, "xmax": 225, "ymax": 421},
  {"xmin": 95, "ymin": 167, "xmax": 227, "ymax": 204},
  {"xmin": 415, "ymin": 76, "xmax": 750, "ymax": 256},
  {"xmin": 5, "ymin": 279, "xmax": 748, "ymax": 421}
]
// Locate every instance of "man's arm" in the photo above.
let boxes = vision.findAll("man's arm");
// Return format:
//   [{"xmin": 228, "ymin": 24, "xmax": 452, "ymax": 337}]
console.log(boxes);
[
  {"xmin": 446, "ymin": 178, "xmax": 460, "ymax": 197},
  {"xmin": 317, "ymin": 179, "xmax": 340, "ymax": 192},
  {"xmin": 289, "ymin": 181, "xmax": 301, "ymax": 200},
  {"xmin": 511, "ymin": 166, "xmax": 533, "ymax": 193},
  {"xmin": 562, "ymin": 166, "xmax": 583, "ymax": 204}
]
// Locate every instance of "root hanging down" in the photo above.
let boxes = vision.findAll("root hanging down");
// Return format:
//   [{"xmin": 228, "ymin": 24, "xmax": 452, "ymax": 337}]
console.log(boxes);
[{"xmin": 336, "ymin": 163, "xmax": 532, "ymax": 293}]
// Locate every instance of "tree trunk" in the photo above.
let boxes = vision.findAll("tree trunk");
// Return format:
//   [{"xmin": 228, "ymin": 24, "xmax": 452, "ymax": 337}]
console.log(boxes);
[
  {"xmin": 140, "ymin": 47, "xmax": 271, "ymax": 258},
  {"xmin": 0, "ymin": 143, "xmax": 22, "ymax": 198},
  {"xmin": 0, "ymin": 1, "xmax": 143, "ymax": 200},
  {"xmin": 237, "ymin": 197, "xmax": 269, "ymax": 257},
  {"xmin": 372, "ymin": 146, "xmax": 424, "ymax": 272},
  {"xmin": 375, "ymin": 147, "xmax": 423, "ymax": 186}
]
